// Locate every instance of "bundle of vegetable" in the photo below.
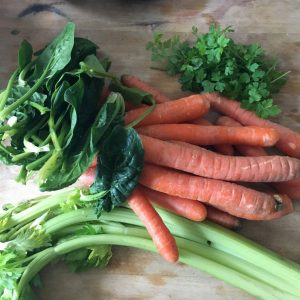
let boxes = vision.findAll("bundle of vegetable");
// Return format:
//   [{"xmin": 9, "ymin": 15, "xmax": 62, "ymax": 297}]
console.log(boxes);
[
  {"xmin": 1, "ymin": 189, "xmax": 300, "ymax": 300},
  {"xmin": 146, "ymin": 25, "xmax": 289, "ymax": 118},
  {"xmin": 0, "ymin": 22, "xmax": 151, "ymax": 198}
]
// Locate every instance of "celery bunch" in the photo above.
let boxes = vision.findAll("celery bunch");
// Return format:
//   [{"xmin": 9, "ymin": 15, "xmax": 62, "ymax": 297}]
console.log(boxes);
[{"xmin": 0, "ymin": 189, "xmax": 300, "ymax": 300}]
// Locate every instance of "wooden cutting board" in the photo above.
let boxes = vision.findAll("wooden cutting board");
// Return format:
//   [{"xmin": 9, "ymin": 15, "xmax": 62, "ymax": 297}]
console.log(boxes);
[{"xmin": 0, "ymin": 1, "xmax": 299, "ymax": 299}]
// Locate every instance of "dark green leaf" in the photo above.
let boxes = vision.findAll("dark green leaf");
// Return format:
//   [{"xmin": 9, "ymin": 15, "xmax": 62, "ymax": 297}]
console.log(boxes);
[
  {"xmin": 18, "ymin": 40, "xmax": 33, "ymax": 70},
  {"xmin": 39, "ymin": 92, "xmax": 125, "ymax": 191},
  {"xmin": 90, "ymin": 125, "xmax": 144, "ymax": 213},
  {"xmin": 33, "ymin": 22, "xmax": 75, "ymax": 80},
  {"xmin": 109, "ymin": 78, "xmax": 154, "ymax": 106}
]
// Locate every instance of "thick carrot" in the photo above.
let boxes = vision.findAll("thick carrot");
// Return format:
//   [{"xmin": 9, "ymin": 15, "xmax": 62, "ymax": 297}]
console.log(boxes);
[
  {"xmin": 127, "ymin": 187, "xmax": 179, "ymax": 263},
  {"xmin": 206, "ymin": 93, "xmax": 300, "ymax": 158},
  {"xmin": 140, "ymin": 134, "xmax": 300, "ymax": 182},
  {"xmin": 192, "ymin": 118, "xmax": 234, "ymax": 155},
  {"xmin": 125, "ymin": 95, "xmax": 210, "ymax": 127},
  {"xmin": 137, "ymin": 123, "xmax": 279, "ymax": 147},
  {"xmin": 216, "ymin": 116, "xmax": 269, "ymax": 157},
  {"xmin": 139, "ymin": 185, "xmax": 207, "ymax": 221},
  {"xmin": 121, "ymin": 74, "xmax": 171, "ymax": 104},
  {"xmin": 139, "ymin": 163, "xmax": 293, "ymax": 220},
  {"xmin": 205, "ymin": 206, "xmax": 242, "ymax": 230},
  {"xmin": 216, "ymin": 116, "xmax": 300, "ymax": 200}
]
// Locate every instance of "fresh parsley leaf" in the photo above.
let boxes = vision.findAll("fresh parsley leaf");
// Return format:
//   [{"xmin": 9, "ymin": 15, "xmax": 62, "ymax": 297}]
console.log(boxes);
[{"xmin": 146, "ymin": 24, "xmax": 288, "ymax": 118}]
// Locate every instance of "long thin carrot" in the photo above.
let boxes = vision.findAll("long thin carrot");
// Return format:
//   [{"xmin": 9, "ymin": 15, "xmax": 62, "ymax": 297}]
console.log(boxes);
[
  {"xmin": 193, "ymin": 118, "xmax": 234, "ymax": 155},
  {"xmin": 137, "ymin": 123, "xmax": 279, "ymax": 147},
  {"xmin": 139, "ymin": 163, "xmax": 293, "ymax": 220},
  {"xmin": 206, "ymin": 93, "xmax": 300, "ymax": 158},
  {"xmin": 216, "ymin": 116, "xmax": 300, "ymax": 200},
  {"xmin": 140, "ymin": 135, "xmax": 300, "ymax": 182},
  {"xmin": 127, "ymin": 187, "xmax": 179, "ymax": 263},
  {"xmin": 139, "ymin": 185, "xmax": 207, "ymax": 221},
  {"xmin": 216, "ymin": 116, "xmax": 269, "ymax": 156},
  {"xmin": 121, "ymin": 74, "xmax": 171, "ymax": 104},
  {"xmin": 205, "ymin": 206, "xmax": 242, "ymax": 230},
  {"xmin": 125, "ymin": 95, "xmax": 210, "ymax": 127}
]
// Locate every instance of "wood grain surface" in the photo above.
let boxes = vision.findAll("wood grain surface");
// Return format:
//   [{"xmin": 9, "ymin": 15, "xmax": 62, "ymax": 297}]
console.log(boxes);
[{"xmin": 0, "ymin": 0, "xmax": 299, "ymax": 299}]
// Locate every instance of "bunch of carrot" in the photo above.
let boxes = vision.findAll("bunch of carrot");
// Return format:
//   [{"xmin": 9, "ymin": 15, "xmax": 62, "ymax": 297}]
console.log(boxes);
[{"xmin": 81, "ymin": 74, "xmax": 300, "ymax": 263}]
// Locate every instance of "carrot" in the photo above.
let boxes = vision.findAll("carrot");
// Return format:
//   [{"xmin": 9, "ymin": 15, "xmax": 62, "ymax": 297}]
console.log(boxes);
[
  {"xmin": 90, "ymin": 157, "xmax": 97, "ymax": 168},
  {"xmin": 139, "ymin": 163, "xmax": 293, "ymax": 220},
  {"xmin": 216, "ymin": 116, "xmax": 300, "ymax": 200},
  {"xmin": 192, "ymin": 118, "xmax": 234, "ymax": 155},
  {"xmin": 125, "ymin": 95, "xmax": 210, "ymax": 127},
  {"xmin": 140, "ymin": 134, "xmax": 300, "ymax": 182},
  {"xmin": 275, "ymin": 180, "xmax": 300, "ymax": 200},
  {"xmin": 127, "ymin": 187, "xmax": 179, "ymax": 263},
  {"xmin": 78, "ymin": 167, "xmax": 96, "ymax": 187},
  {"xmin": 137, "ymin": 123, "xmax": 279, "ymax": 147},
  {"xmin": 216, "ymin": 116, "xmax": 269, "ymax": 157},
  {"xmin": 205, "ymin": 206, "xmax": 242, "ymax": 230},
  {"xmin": 206, "ymin": 93, "xmax": 300, "ymax": 158},
  {"xmin": 121, "ymin": 74, "xmax": 171, "ymax": 104},
  {"xmin": 139, "ymin": 185, "xmax": 207, "ymax": 221}
]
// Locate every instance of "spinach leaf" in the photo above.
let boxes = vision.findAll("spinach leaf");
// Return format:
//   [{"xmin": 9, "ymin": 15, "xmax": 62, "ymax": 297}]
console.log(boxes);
[
  {"xmin": 33, "ymin": 22, "xmax": 75, "ymax": 80},
  {"xmin": 90, "ymin": 125, "xmax": 144, "ymax": 213},
  {"xmin": 46, "ymin": 36, "xmax": 99, "ymax": 92},
  {"xmin": 18, "ymin": 40, "xmax": 33, "ymax": 70},
  {"xmin": 38, "ymin": 92, "xmax": 125, "ymax": 191},
  {"xmin": 109, "ymin": 78, "xmax": 154, "ymax": 106}
]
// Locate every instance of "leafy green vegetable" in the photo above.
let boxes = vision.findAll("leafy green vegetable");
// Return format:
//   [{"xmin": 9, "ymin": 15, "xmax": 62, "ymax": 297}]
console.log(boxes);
[
  {"xmin": 89, "ymin": 124, "xmax": 144, "ymax": 213},
  {"xmin": 1, "ymin": 190, "xmax": 300, "ymax": 300},
  {"xmin": 38, "ymin": 92, "xmax": 125, "ymax": 191},
  {"xmin": 18, "ymin": 40, "xmax": 33, "ymax": 71},
  {"xmin": 146, "ymin": 25, "xmax": 289, "ymax": 118}
]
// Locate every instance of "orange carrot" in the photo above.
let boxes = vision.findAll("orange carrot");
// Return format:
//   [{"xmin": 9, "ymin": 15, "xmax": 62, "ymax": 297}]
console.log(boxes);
[
  {"xmin": 140, "ymin": 135, "xmax": 300, "ymax": 182},
  {"xmin": 137, "ymin": 123, "xmax": 279, "ymax": 147},
  {"xmin": 78, "ymin": 167, "xmax": 96, "ymax": 187},
  {"xmin": 216, "ymin": 116, "xmax": 269, "ymax": 156},
  {"xmin": 275, "ymin": 180, "xmax": 300, "ymax": 200},
  {"xmin": 90, "ymin": 157, "xmax": 97, "ymax": 168},
  {"xmin": 206, "ymin": 93, "xmax": 300, "ymax": 158},
  {"xmin": 121, "ymin": 74, "xmax": 171, "ymax": 104},
  {"xmin": 139, "ymin": 163, "xmax": 293, "ymax": 220},
  {"xmin": 216, "ymin": 116, "xmax": 300, "ymax": 200},
  {"xmin": 140, "ymin": 185, "xmax": 207, "ymax": 221},
  {"xmin": 192, "ymin": 118, "xmax": 234, "ymax": 155},
  {"xmin": 127, "ymin": 187, "xmax": 179, "ymax": 263},
  {"xmin": 125, "ymin": 95, "xmax": 210, "ymax": 127},
  {"xmin": 205, "ymin": 206, "xmax": 242, "ymax": 230}
]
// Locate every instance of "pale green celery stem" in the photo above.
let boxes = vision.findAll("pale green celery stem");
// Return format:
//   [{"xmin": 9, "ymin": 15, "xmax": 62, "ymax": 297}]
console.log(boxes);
[
  {"xmin": 0, "ymin": 190, "xmax": 75, "ymax": 233},
  {"xmin": 47, "ymin": 216, "xmax": 300, "ymax": 297},
  {"xmin": 0, "ymin": 66, "xmax": 49, "ymax": 121},
  {"xmin": 154, "ymin": 207, "xmax": 300, "ymax": 285},
  {"xmin": 0, "ymin": 68, "xmax": 19, "ymax": 111},
  {"xmin": 17, "ymin": 234, "xmax": 298, "ymax": 300},
  {"xmin": 44, "ymin": 206, "xmax": 300, "ymax": 290}
]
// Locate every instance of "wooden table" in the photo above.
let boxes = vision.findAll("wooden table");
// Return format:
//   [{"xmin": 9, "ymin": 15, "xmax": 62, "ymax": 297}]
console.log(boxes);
[{"xmin": 0, "ymin": 1, "xmax": 299, "ymax": 299}]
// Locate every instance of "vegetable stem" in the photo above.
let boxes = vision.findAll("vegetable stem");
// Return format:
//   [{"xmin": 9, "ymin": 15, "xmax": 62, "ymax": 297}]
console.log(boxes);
[
  {"xmin": 0, "ymin": 65, "xmax": 49, "ymax": 121},
  {"xmin": 0, "ymin": 68, "xmax": 19, "ymax": 111}
]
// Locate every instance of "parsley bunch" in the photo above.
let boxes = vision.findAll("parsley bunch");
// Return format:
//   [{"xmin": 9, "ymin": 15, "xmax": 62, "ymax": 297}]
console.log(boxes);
[{"xmin": 146, "ymin": 25, "xmax": 289, "ymax": 118}]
